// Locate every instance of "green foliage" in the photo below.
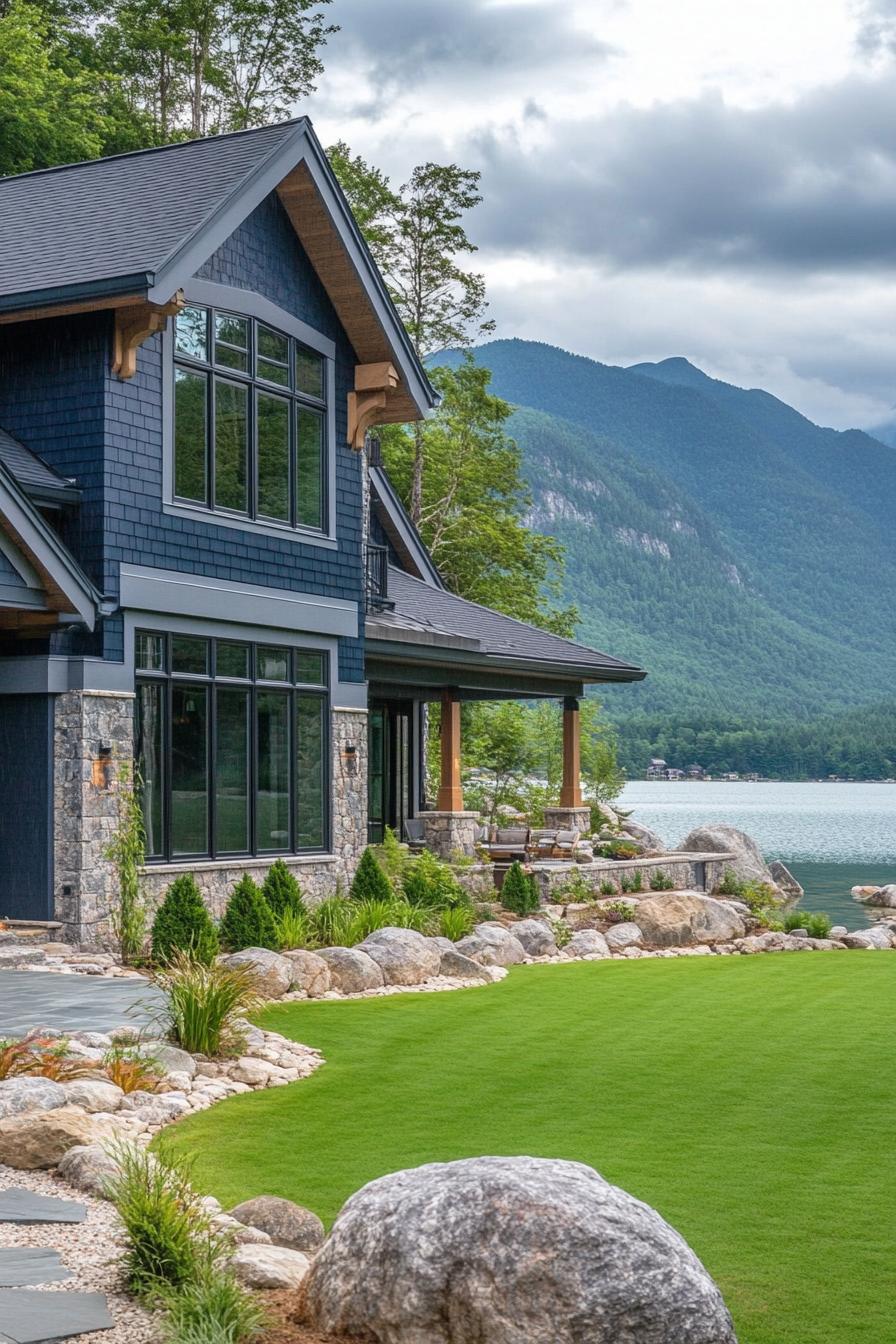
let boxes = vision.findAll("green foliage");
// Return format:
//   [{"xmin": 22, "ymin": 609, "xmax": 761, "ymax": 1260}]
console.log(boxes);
[
  {"xmin": 219, "ymin": 876, "xmax": 278, "ymax": 952},
  {"xmin": 649, "ymin": 869, "xmax": 676, "ymax": 891},
  {"xmin": 620, "ymin": 872, "xmax": 643, "ymax": 894},
  {"xmin": 151, "ymin": 875, "xmax": 219, "ymax": 966},
  {"xmin": 105, "ymin": 767, "xmax": 148, "ymax": 964},
  {"xmin": 261, "ymin": 859, "xmax": 306, "ymax": 919},
  {"xmin": 373, "ymin": 827, "xmax": 408, "ymax": 885},
  {"xmin": 718, "ymin": 868, "xmax": 744, "ymax": 896},
  {"xmin": 602, "ymin": 899, "xmax": 637, "ymax": 923},
  {"xmin": 500, "ymin": 861, "xmax": 539, "ymax": 916},
  {"xmin": 157, "ymin": 1269, "xmax": 266, "ymax": 1344},
  {"xmin": 599, "ymin": 879, "xmax": 618, "ymax": 896},
  {"xmin": 717, "ymin": 870, "xmax": 782, "ymax": 913},
  {"xmin": 553, "ymin": 867, "xmax": 598, "ymax": 904},
  {"xmin": 274, "ymin": 905, "xmax": 310, "ymax": 951},
  {"xmin": 782, "ymin": 910, "xmax": 833, "ymax": 939},
  {"xmin": 154, "ymin": 952, "xmax": 261, "ymax": 1057},
  {"xmin": 438, "ymin": 904, "xmax": 476, "ymax": 941},
  {"xmin": 403, "ymin": 849, "xmax": 467, "ymax": 909},
  {"xmin": 106, "ymin": 1140, "xmax": 219, "ymax": 1297},
  {"xmin": 597, "ymin": 840, "xmax": 640, "ymax": 861},
  {"xmin": 349, "ymin": 848, "xmax": 394, "ymax": 904}
]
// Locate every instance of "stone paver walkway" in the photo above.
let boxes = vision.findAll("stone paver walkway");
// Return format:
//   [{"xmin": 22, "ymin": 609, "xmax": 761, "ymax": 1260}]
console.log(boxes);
[{"xmin": 0, "ymin": 971, "xmax": 164, "ymax": 1037}]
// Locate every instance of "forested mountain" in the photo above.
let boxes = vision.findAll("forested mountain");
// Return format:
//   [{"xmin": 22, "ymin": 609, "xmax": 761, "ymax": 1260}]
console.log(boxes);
[{"xmin": 435, "ymin": 341, "xmax": 896, "ymax": 778}]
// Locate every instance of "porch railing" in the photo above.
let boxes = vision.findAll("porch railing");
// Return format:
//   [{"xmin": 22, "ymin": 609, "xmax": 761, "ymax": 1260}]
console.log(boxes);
[{"xmin": 366, "ymin": 543, "xmax": 393, "ymax": 612}]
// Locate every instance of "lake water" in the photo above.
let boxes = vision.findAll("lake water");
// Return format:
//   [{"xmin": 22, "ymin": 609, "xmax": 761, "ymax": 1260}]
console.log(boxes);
[{"xmin": 617, "ymin": 780, "xmax": 896, "ymax": 927}]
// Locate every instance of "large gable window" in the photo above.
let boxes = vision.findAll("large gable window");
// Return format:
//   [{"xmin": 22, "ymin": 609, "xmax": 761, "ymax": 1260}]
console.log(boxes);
[
  {"xmin": 135, "ymin": 631, "xmax": 330, "ymax": 861},
  {"xmin": 172, "ymin": 304, "xmax": 328, "ymax": 533}
]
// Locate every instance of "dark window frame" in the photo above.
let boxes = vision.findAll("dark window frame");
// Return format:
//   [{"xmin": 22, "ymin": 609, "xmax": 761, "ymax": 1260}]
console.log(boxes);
[
  {"xmin": 135, "ymin": 630, "xmax": 330, "ymax": 862},
  {"xmin": 172, "ymin": 304, "xmax": 328, "ymax": 534}
]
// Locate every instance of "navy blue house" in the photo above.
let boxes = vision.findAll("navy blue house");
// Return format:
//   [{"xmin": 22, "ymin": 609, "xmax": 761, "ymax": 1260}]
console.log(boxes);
[{"xmin": 0, "ymin": 121, "xmax": 643, "ymax": 943}]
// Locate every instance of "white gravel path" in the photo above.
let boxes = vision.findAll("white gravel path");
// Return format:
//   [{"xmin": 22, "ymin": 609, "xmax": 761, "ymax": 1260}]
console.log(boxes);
[{"xmin": 0, "ymin": 1162, "xmax": 161, "ymax": 1343}]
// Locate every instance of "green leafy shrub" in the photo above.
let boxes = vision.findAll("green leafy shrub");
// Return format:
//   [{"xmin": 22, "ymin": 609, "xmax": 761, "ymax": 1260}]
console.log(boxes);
[
  {"xmin": 598, "ymin": 840, "xmax": 639, "ymax": 861},
  {"xmin": 307, "ymin": 895, "xmax": 357, "ymax": 948},
  {"xmin": 620, "ymin": 871, "xmax": 643, "ymax": 894},
  {"xmin": 501, "ymin": 861, "xmax": 539, "ymax": 916},
  {"xmin": 219, "ymin": 876, "xmax": 278, "ymax": 952},
  {"xmin": 106, "ymin": 1141, "xmax": 218, "ymax": 1297},
  {"xmin": 403, "ymin": 849, "xmax": 467, "ymax": 909},
  {"xmin": 439, "ymin": 904, "xmax": 476, "ymax": 941},
  {"xmin": 805, "ymin": 912, "xmax": 833, "ymax": 939},
  {"xmin": 158, "ymin": 1269, "xmax": 266, "ymax": 1343},
  {"xmin": 550, "ymin": 916, "xmax": 572, "ymax": 950},
  {"xmin": 553, "ymin": 867, "xmax": 597, "ymax": 904},
  {"xmin": 151, "ymin": 875, "xmax": 219, "ymax": 966},
  {"xmin": 718, "ymin": 867, "xmax": 744, "ymax": 896},
  {"xmin": 349, "ymin": 848, "xmax": 394, "ymax": 903},
  {"xmin": 602, "ymin": 899, "xmax": 637, "ymax": 924},
  {"xmin": 154, "ymin": 952, "xmax": 261, "ymax": 1057},
  {"xmin": 373, "ymin": 827, "xmax": 408, "ymax": 884},
  {"xmin": 261, "ymin": 859, "xmax": 306, "ymax": 919},
  {"xmin": 649, "ymin": 869, "xmax": 675, "ymax": 891},
  {"xmin": 599, "ymin": 879, "xmax": 617, "ymax": 896}
]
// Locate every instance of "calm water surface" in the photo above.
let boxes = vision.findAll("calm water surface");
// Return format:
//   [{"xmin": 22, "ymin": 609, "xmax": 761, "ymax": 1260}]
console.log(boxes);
[{"xmin": 618, "ymin": 780, "xmax": 896, "ymax": 926}]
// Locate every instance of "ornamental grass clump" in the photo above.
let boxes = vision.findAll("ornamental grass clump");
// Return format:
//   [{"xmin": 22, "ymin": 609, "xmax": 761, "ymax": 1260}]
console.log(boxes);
[
  {"xmin": 219, "ymin": 875, "xmax": 278, "ymax": 952},
  {"xmin": 439, "ymin": 904, "xmax": 476, "ymax": 941},
  {"xmin": 349, "ymin": 847, "xmax": 395, "ymax": 903},
  {"xmin": 274, "ymin": 904, "xmax": 311, "ymax": 951},
  {"xmin": 157, "ymin": 1269, "xmax": 266, "ymax": 1344},
  {"xmin": 308, "ymin": 894, "xmax": 357, "ymax": 948},
  {"xmin": 151, "ymin": 874, "xmax": 219, "ymax": 966},
  {"xmin": 154, "ymin": 952, "xmax": 261, "ymax": 1057},
  {"xmin": 103, "ymin": 1043, "xmax": 162, "ymax": 1094},
  {"xmin": 500, "ymin": 861, "xmax": 539, "ymax": 916}
]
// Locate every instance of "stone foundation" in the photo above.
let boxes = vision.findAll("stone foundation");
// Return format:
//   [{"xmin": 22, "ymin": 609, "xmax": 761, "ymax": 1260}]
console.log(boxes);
[
  {"xmin": 53, "ymin": 690, "xmax": 136, "ymax": 948},
  {"xmin": 543, "ymin": 806, "xmax": 592, "ymax": 833},
  {"xmin": 419, "ymin": 811, "xmax": 481, "ymax": 860}
]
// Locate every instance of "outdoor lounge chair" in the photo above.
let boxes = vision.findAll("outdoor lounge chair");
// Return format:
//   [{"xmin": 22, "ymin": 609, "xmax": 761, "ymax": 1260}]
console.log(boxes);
[
  {"xmin": 403, "ymin": 818, "xmax": 426, "ymax": 853},
  {"xmin": 485, "ymin": 826, "xmax": 530, "ymax": 862},
  {"xmin": 553, "ymin": 828, "xmax": 581, "ymax": 859},
  {"xmin": 528, "ymin": 828, "xmax": 559, "ymax": 858}
]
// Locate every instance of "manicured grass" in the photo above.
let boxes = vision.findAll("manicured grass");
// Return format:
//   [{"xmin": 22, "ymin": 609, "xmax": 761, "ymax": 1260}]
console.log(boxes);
[{"xmin": 165, "ymin": 955, "xmax": 896, "ymax": 1344}]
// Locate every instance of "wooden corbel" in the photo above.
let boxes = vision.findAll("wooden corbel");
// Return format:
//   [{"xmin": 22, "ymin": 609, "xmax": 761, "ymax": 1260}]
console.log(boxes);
[
  {"xmin": 112, "ymin": 292, "xmax": 185, "ymax": 379},
  {"xmin": 347, "ymin": 361, "xmax": 400, "ymax": 450}
]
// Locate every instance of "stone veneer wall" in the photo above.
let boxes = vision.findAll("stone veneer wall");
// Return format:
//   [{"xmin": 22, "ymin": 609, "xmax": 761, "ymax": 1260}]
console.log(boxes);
[
  {"xmin": 420, "ymin": 812, "xmax": 481, "ymax": 860},
  {"xmin": 54, "ymin": 690, "xmax": 136, "ymax": 947},
  {"xmin": 55, "ymin": 700, "xmax": 368, "ymax": 947},
  {"xmin": 136, "ymin": 707, "xmax": 369, "ymax": 920}
]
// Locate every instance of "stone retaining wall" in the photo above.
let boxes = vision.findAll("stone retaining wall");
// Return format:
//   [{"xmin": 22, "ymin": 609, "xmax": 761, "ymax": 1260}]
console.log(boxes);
[{"xmin": 531, "ymin": 852, "xmax": 735, "ymax": 902}]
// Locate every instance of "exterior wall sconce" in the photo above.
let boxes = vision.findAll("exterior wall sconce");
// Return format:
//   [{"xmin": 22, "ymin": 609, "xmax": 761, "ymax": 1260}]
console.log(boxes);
[
  {"xmin": 92, "ymin": 742, "xmax": 114, "ymax": 789},
  {"xmin": 342, "ymin": 743, "xmax": 358, "ymax": 775}
]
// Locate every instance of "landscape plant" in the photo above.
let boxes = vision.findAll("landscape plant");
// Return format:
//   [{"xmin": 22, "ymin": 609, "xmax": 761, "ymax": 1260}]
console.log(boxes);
[
  {"xmin": 261, "ymin": 859, "xmax": 306, "ymax": 919},
  {"xmin": 649, "ymin": 869, "xmax": 675, "ymax": 891},
  {"xmin": 403, "ymin": 848, "xmax": 469, "ymax": 910},
  {"xmin": 154, "ymin": 953, "xmax": 261, "ymax": 1058},
  {"xmin": 151, "ymin": 874, "xmax": 220, "ymax": 966},
  {"xmin": 349, "ymin": 847, "xmax": 395, "ymax": 904},
  {"xmin": 103, "ymin": 1044, "xmax": 162, "ymax": 1095},
  {"xmin": 373, "ymin": 827, "xmax": 408, "ymax": 884},
  {"xmin": 105, "ymin": 766, "xmax": 148, "ymax": 964},
  {"xmin": 554, "ymin": 867, "xmax": 598, "ymax": 904},
  {"xmin": 219, "ymin": 876, "xmax": 278, "ymax": 952},
  {"xmin": 0, "ymin": 1035, "xmax": 94, "ymax": 1081},
  {"xmin": 602, "ymin": 900, "xmax": 637, "ymax": 924},
  {"xmin": 439, "ymin": 905, "xmax": 476, "ymax": 941},
  {"xmin": 599, "ymin": 879, "xmax": 618, "ymax": 896},
  {"xmin": 783, "ymin": 910, "xmax": 833, "ymax": 939},
  {"xmin": 500, "ymin": 861, "xmax": 539, "ymax": 916},
  {"xmin": 620, "ymin": 872, "xmax": 643, "ymax": 894},
  {"xmin": 274, "ymin": 904, "xmax": 311, "ymax": 951},
  {"xmin": 305, "ymin": 894, "xmax": 357, "ymax": 948},
  {"xmin": 157, "ymin": 1269, "xmax": 266, "ymax": 1344}
]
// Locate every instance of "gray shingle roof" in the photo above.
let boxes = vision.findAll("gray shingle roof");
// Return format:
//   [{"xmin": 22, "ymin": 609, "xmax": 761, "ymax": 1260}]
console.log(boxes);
[
  {"xmin": 0, "ymin": 121, "xmax": 300, "ymax": 308},
  {"xmin": 0, "ymin": 427, "xmax": 79, "ymax": 502},
  {"xmin": 369, "ymin": 567, "xmax": 645, "ymax": 681}
]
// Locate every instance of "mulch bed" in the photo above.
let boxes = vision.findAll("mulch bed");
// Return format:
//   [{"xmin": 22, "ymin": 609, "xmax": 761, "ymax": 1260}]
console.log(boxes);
[{"xmin": 261, "ymin": 1290, "xmax": 365, "ymax": 1344}]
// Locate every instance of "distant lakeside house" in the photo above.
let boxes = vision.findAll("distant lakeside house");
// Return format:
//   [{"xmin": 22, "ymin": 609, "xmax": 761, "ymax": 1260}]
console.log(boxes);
[{"xmin": 0, "ymin": 120, "xmax": 645, "ymax": 942}]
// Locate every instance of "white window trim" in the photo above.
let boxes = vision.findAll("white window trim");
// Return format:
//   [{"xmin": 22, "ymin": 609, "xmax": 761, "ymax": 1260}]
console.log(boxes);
[{"xmin": 161, "ymin": 281, "xmax": 338, "ymax": 548}]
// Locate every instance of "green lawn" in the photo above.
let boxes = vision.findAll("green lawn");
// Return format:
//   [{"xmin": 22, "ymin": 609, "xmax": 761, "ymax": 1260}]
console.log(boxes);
[{"xmin": 165, "ymin": 955, "xmax": 896, "ymax": 1344}]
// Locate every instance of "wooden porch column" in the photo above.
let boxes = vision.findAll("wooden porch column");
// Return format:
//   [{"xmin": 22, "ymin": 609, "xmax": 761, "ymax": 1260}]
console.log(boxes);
[
  {"xmin": 559, "ymin": 696, "xmax": 583, "ymax": 808},
  {"xmin": 436, "ymin": 690, "xmax": 464, "ymax": 811}
]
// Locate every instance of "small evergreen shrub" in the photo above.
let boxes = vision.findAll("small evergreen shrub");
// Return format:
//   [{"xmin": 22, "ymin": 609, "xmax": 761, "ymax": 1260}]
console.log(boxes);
[
  {"xmin": 718, "ymin": 868, "xmax": 744, "ymax": 897},
  {"xmin": 219, "ymin": 876, "xmax": 278, "ymax": 951},
  {"xmin": 501, "ymin": 861, "xmax": 539, "ymax": 916},
  {"xmin": 151, "ymin": 875, "xmax": 219, "ymax": 966},
  {"xmin": 261, "ymin": 859, "xmax": 306, "ymax": 918},
  {"xmin": 649, "ymin": 869, "xmax": 675, "ymax": 891},
  {"xmin": 349, "ymin": 847, "xmax": 394, "ymax": 904},
  {"xmin": 374, "ymin": 827, "xmax": 408, "ymax": 883},
  {"xmin": 805, "ymin": 912, "xmax": 833, "ymax": 939}
]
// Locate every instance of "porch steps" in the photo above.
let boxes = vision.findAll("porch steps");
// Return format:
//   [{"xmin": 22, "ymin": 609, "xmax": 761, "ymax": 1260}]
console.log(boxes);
[{"xmin": 0, "ymin": 920, "xmax": 64, "ymax": 942}]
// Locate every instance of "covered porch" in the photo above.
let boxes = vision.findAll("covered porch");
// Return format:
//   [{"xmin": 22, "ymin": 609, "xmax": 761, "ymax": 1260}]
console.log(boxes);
[{"xmin": 365, "ymin": 564, "xmax": 646, "ymax": 858}]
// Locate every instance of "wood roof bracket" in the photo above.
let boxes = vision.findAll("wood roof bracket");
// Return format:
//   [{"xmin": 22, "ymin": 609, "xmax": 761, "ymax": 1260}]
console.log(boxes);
[
  {"xmin": 347, "ymin": 361, "xmax": 400, "ymax": 450},
  {"xmin": 112, "ymin": 291, "xmax": 185, "ymax": 380}
]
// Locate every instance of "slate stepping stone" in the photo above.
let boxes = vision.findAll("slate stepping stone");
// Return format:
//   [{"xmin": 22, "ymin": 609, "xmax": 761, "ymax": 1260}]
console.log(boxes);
[
  {"xmin": 0, "ymin": 1288, "xmax": 113, "ymax": 1340},
  {"xmin": 0, "ymin": 1189, "xmax": 85, "ymax": 1224},
  {"xmin": 0, "ymin": 1247, "xmax": 71, "ymax": 1285}
]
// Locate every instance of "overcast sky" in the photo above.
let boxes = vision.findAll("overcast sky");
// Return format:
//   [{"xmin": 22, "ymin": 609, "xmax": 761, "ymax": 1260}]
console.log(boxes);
[{"xmin": 305, "ymin": 0, "xmax": 896, "ymax": 430}]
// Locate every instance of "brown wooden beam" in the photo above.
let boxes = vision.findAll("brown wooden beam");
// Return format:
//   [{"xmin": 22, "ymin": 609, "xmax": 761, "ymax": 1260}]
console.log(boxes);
[
  {"xmin": 559, "ymin": 696, "xmax": 583, "ymax": 808},
  {"xmin": 347, "ymin": 361, "xmax": 400, "ymax": 449},
  {"xmin": 112, "ymin": 292, "xmax": 184, "ymax": 380},
  {"xmin": 436, "ymin": 689, "xmax": 464, "ymax": 811}
]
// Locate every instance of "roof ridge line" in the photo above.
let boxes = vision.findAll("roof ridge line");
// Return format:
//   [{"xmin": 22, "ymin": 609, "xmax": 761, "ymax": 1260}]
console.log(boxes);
[{"xmin": 0, "ymin": 118, "xmax": 306, "ymax": 186}]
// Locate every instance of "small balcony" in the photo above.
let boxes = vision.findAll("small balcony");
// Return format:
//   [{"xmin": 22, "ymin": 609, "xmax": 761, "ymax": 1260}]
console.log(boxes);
[{"xmin": 365, "ymin": 543, "xmax": 393, "ymax": 612}]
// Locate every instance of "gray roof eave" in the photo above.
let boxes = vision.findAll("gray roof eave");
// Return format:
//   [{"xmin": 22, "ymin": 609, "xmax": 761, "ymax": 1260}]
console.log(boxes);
[
  {"xmin": 0, "ymin": 272, "xmax": 154, "ymax": 317},
  {"xmin": 365, "ymin": 631, "xmax": 646, "ymax": 684}
]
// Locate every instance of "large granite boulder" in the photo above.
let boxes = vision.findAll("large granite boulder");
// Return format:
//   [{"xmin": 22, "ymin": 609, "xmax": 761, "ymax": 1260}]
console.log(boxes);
[
  {"xmin": 604, "ymin": 922, "xmax": 643, "ymax": 951},
  {"xmin": 564, "ymin": 929, "xmax": 611, "ymax": 959},
  {"xmin": 0, "ymin": 1107, "xmax": 100, "ymax": 1169},
  {"xmin": 229, "ymin": 1194, "xmax": 325, "ymax": 1251},
  {"xmin": 679, "ymin": 824, "xmax": 777, "ymax": 891},
  {"xmin": 282, "ymin": 949, "xmax": 332, "ymax": 997},
  {"xmin": 60, "ymin": 1080, "xmax": 124, "ymax": 1114},
  {"xmin": 509, "ymin": 918, "xmax": 558, "ymax": 957},
  {"xmin": 842, "ymin": 925, "xmax": 894, "ymax": 949},
  {"xmin": 57, "ymin": 1143, "xmax": 123, "ymax": 1197},
  {"xmin": 635, "ymin": 893, "xmax": 746, "ymax": 947},
  {"xmin": 852, "ymin": 885, "xmax": 896, "ymax": 908},
  {"xmin": 455, "ymin": 924, "xmax": 527, "ymax": 967},
  {"xmin": 317, "ymin": 946, "xmax": 384, "ymax": 993},
  {"xmin": 768, "ymin": 861, "xmax": 803, "ymax": 903},
  {"xmin": 357, "ymin": 927, "xmax": 441, "ymax": 986},
  {"xmin": 0, "ymin": 1078, "xmax": 66, "ymax": 1120},
  {"xmin": 219, "ymin": 948, "xmax": 293, "ymax": 999},
  {"xmin": 231, "ymin": 1244, "xmax": 311, "ymax": 1289},
  {"xmin": 438, "ymin": 946, "xmax": 496, "ymax": 982},
  {"xmin": 301, "ymin": 1157, "xmax": 737, "ymax": 1343},
  {"xmin": 620, "ymin": 818, "xmax": 667, "ymax": 853}
]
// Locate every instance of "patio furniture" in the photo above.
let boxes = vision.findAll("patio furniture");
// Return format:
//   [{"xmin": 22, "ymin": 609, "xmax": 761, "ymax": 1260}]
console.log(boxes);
[
  {"xmin": 485, "ymin": 826, "xmax": 530, "ymax": 863},
  {"xmin": 403, "ymin": 818, "xmax": 426, "ymax": 854},
  {"xmin": 553, "ymin": 828, "xmax": 581, "ymax": 859},
  {"xmin": 528, "ymin": 828, "xmax": 559, "ymax": 859}
]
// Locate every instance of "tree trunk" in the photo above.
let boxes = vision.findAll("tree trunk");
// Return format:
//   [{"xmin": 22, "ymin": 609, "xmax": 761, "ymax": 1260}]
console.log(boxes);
[{"xmin": 411, "ymin": 421, "xmax": 424, "ymax": 526}]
